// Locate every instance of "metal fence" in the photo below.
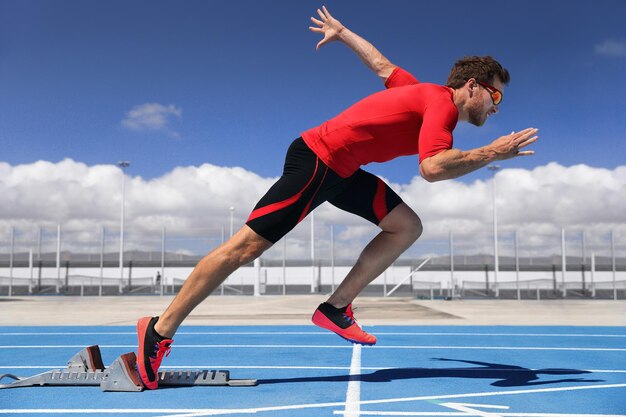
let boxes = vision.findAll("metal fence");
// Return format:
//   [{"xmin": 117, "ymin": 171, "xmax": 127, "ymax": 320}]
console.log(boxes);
[{"xmin": 0, "ymin": 224, "xmax": 624, "ymax": 299}]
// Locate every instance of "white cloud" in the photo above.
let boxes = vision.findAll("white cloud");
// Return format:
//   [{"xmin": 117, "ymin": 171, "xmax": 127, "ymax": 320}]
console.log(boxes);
[
  {"xmin": 594, "ymin": 39, "xmax": 626, "ymax": 58},
  {"xmin": 0, "ymin": 160, "xmax": 624, "ymax": 258},
  {"xmin": 121, "ymin": 103, "xmax": 182, "ymax": 138}
]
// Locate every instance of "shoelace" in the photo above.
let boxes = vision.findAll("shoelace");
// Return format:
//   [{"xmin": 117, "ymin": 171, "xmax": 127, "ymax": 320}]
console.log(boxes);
[
  {"xmin": 150, "ymin": 340, "xmax": 172, "ymax": 361},
  {"xmin": 343, "ymin": 305, "xmax": 357, "ymax": 326}
]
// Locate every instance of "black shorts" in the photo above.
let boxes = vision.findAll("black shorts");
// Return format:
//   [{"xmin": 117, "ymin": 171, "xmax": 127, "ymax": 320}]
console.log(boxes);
[{"xmin": 246, "ymin": 138, "xmax": 403, "ymax": 243}]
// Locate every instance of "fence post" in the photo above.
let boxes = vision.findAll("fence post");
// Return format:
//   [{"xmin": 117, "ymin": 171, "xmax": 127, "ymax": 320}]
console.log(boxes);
[
  {"xmin": 561, "ymin": 228, "xmax": 566, "ymax": 297},
  {"xmin": 9, "ymin": 227, "xmax": 14, "ymax": 297},
  {"xmin": 99, "ymin": 226, "xmax": 104, "ymax": 296},
  {"xmin": 128, "ymin": 260, "xmax": 133, "ymax": 292},
  {"xmin": 29, "ymin": 248, "xmax": 33, "ymax": 294},
  {"xmin": 611, "ymin": 231, "xmax": 617, "ymax": 300},
  {"xmin": 56, "ymin": 224, "xmax": 61, "ymax": 294},
  {"xmin": 310, "ymin": 213, "xmax": 315, "ymax": 293},
  {"xmin": 591, "ymin": 252, "xmax": 596, "ymax": 298},
  {"xmin": 160, "ymin": 226, "xmax": 166, "ymax": 296},
  {"xmin": 282, "ymin": 237, "xmax": 286, "ymax": 296},
  {"xmin": 37, "ymin": 260, "xmax": 42, "ymax": 294},
  {"xmin": 254, "ymin": 258, "xmax": 261, "ymax": 297},
  {"xmin": 484, "ymin": 264, "xmax": 489, "ymax": 295},
  {"xmin": 330, "ymin": 225, "xmax": 335, "ymax": 294},
  {"xmin": 64, "ymin": 260, "xmax": 70, "ymax": 293},
  {"xmin": 581, "ymin": 230, "xmax": 587, "ymax": 296},
  {"xmin": 449, "ymin": 230, "xmax": 454, "ymax": 299},
  {"xmin": 515, "ymin": 230, "xmax": 520, "ymax": 300}
]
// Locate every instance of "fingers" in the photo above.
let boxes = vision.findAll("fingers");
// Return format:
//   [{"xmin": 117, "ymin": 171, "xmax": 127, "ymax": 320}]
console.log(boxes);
[
  {"xmin": 511, "ymin": 127, "xmax": 536, "ymax": 138},
  {"xmin": 518, "ymin": 135, "xmax": 539, "ymax": 148},
  {"xmin": 521, "ymin": 127, "xmax": 538, "ymax": 136},
  {"xmin": 495, "ymin": 127, "xmax": 539, "ymax": 159},
  {"xmin": 515, "ymin": 128, "xmax": 538, "ymax": 147},
  {"xmin": 315, "ymin": 6, "xmax": 337, "ymax": 25},
  {"xmin": 510, "ymin": 128, "xmax": 538, "ymax": 145},
  {"xmin": 310, "ymin": 16, "xmax": 323, "ymax": 27},
  {"xmin": 311, "ymin": 6, "xmax": 340, "ymax": 50},
  {"xmin": 513, "ymin": 128, "xmax": 538, "ymax": 157},
  {"xmin": 317, "ymin": 8, "xmax": 327, "ymax": 21}
]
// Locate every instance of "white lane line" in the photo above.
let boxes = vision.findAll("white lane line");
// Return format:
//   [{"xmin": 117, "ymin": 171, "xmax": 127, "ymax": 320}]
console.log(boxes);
[
  {"xmin": 344, "ymin": 344, "xmax": 362, "ymax": 417},
  {"xmin": 357, "ymin": 383, "xmax": 626, "ymax": 407},
  {"xmin": 0, "ymin": 345, "xmax": 352, "ymax": 349},
  {"xmin": 0, "ymin": 332, "xmax": 327, "ymax": 336},
  {"xmin": 335, "ymin": 412, "xmax": 626, "ymax": 416},
  {"xmin": 2, "ymin": 384, "xmax": 626, "ymax": 416},
  {"xmin": 0, "ymin": 410, "xmax": 240, "ymax": 415},
  {"xmin": 2, "ymin": 365, "xmax": 626, "ymax": 374},
  {"xmin": 1, "ymin": 345, "xmax": 624, "ymax": 351},
  {"xmin": 1, "ymin": 331, "xmax": 624, "ymax": 338},
  {"xmin": 1, "ymin": 384, "xmax": 625, "ymax": 416},
  {"xmin": 2, "ymin": 411, "xmax": 624, "ymax": 417}
]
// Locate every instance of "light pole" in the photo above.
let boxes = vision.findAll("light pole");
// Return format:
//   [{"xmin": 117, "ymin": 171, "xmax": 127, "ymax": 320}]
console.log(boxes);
[
  {"xmin": 488, "ymin": 165, "xmax": 500, "ymax": 288},
  {"xmin": 118, "ymin": 161, "xmax": 130, "ymax": 285}
]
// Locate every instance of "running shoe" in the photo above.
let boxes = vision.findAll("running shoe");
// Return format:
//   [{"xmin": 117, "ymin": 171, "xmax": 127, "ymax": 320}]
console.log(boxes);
[
  {"xmin": 312, "ymin": 302, "xmax": 377, "ymax": 345},
  {"xmin": 136, "ymin": 316, "xmax": 173, "ymax": 390}
]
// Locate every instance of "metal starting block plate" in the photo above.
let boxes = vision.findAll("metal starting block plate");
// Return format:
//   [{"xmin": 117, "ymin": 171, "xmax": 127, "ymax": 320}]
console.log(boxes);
[{"xmin": 0, "ymin": 345, "xmax": 258, "ymax": 391}]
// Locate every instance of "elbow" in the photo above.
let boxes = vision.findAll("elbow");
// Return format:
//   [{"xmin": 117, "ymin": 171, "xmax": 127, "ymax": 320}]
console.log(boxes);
[{"xmin": 419, "ymin": 160, "xmax": 442, "ymax": 182}]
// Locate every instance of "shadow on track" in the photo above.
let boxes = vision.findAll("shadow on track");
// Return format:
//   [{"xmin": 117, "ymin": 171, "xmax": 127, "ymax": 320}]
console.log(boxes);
[{"xmin": 258, "ymin": 358, "xmax": 604, "ymax": 387}]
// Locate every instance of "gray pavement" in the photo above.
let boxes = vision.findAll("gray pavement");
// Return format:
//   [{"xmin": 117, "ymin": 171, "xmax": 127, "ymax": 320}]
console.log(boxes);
[{"xmin": 1, "ymin": 295, "xmax": 625, "ymax": 326}]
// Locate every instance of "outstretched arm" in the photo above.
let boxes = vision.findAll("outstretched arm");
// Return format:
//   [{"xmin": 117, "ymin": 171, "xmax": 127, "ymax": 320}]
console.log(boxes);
[
  {"xmin": 309, "ymin": 6, "xmax": 396, "ymax": 82},
  {"xmin": 420, "ymin": 128, "xmax": 539, "ymax": 182}
]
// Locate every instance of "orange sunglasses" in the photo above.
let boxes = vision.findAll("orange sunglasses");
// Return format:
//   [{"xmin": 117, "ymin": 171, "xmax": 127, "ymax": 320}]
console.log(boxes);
[{"xmin": 477, "ymin": 81, "xmax": 503, "ymax": 105}]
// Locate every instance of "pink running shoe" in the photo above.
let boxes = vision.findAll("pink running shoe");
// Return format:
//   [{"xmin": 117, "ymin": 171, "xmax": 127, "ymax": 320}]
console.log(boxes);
[
  {"xmin": 136, "ymin": 316, "xmax": 173, "ymax": 390},
  {"xmin": 312, "ymin": 302, "xmax": 377, "ymax": 345}
]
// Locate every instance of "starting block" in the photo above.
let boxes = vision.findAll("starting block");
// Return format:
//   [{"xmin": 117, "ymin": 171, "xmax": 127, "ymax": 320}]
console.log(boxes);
[{"xmin": 0, "ymin": 345, "xmax": 257, "ymax": 391}]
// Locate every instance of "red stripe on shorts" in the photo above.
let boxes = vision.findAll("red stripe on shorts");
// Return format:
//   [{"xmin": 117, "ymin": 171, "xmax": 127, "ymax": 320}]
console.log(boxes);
[
  {"xmin": 298, "ymin": 166, "xmax": 329, "ymax": 223},
  {"xmin": 247, "ymin": 158, "xmax": 320, "ymax": 223},
  {"xmin": 373, "ymin": 178, "xmax": 388, "ymax": 222}
]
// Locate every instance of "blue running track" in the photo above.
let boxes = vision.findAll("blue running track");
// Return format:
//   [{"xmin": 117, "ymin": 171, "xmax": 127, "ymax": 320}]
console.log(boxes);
[{"xmin": 1, "ymin": 325, "xmax": 625, "ymax": 416}]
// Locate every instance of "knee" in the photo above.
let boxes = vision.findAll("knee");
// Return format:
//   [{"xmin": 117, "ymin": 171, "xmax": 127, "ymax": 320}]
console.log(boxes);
[
  {"xmin": 381, "ymin": 204, "xmax": 423, "ymax": 243},
  {"xmin": 405, "ymin": 215, "xmax": 423, "ymax": 243},
  {"xmin": 395, "ymin": 208, "xmax": 423, "ymax": 244},
  {"xmin": 239, "ymin": 240, "xmax": 267, "ymax": 264},
  {"xmin": 225, "ymin": 228, "xmax": 272, "ymax": 266}
]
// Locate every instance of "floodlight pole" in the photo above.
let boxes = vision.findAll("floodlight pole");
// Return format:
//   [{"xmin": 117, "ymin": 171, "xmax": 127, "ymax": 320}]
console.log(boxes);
[
  {"xmin": 117, "ymin": 161, "xmax": 130, "ymax": 289},
  {"xmin": 488, "ymin": 165, "xmax": 501, "ymax": 287}
]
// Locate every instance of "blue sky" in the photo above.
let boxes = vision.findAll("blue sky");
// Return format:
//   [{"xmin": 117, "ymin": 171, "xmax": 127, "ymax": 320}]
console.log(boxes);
[{"xmin": 1, "ymin": 0, "xmax": 625, "ymax": 185}]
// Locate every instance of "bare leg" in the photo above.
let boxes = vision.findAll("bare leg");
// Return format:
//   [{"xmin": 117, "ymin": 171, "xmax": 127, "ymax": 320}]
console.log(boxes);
[
  {"xmin": 155, "ymin": 225, "xmax": 272, "ymax": 338},
  {"xmin": 326, "ymin": 203, "xmax": 422, "ymax": 308}
]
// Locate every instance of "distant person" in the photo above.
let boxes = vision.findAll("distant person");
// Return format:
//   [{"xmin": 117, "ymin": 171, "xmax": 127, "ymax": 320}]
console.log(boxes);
[{"xmin": 136, "ymin": 6, "xmax": 538, "ymax": 389}]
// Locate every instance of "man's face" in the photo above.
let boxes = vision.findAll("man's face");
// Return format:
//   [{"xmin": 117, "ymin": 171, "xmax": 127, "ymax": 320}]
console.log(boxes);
[{"xmin": 467, "ymin": 77, "xmax": 503, "ymax": 127}]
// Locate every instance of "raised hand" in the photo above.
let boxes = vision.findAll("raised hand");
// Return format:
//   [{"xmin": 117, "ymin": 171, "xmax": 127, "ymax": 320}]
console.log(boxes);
[{"xmin": 309, "ymin": 6, "xmax": 345, "ymax": 50}]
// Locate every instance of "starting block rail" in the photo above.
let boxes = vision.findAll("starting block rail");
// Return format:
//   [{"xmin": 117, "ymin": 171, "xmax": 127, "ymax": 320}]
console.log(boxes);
[{"xmin": 0, "ymin": 345, "xmax": 257, "ymax": 391}]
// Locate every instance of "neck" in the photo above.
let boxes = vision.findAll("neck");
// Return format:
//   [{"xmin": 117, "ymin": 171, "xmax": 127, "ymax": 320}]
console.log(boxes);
[{"xmin": 452, "ymin": 87, "xmax": 470, "ymax": 122}]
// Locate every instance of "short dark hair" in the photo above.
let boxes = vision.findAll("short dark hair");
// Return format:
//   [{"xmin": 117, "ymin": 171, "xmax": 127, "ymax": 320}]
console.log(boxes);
[{"xmin": 446, "ymin": 56, "xmax": 510, "ymax": 88}]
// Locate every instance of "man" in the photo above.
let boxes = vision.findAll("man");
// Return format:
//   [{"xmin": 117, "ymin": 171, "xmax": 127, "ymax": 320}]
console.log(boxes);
[{"xmin": 136, "ymin": 6, "xmax": 538, "ymax": 389}]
